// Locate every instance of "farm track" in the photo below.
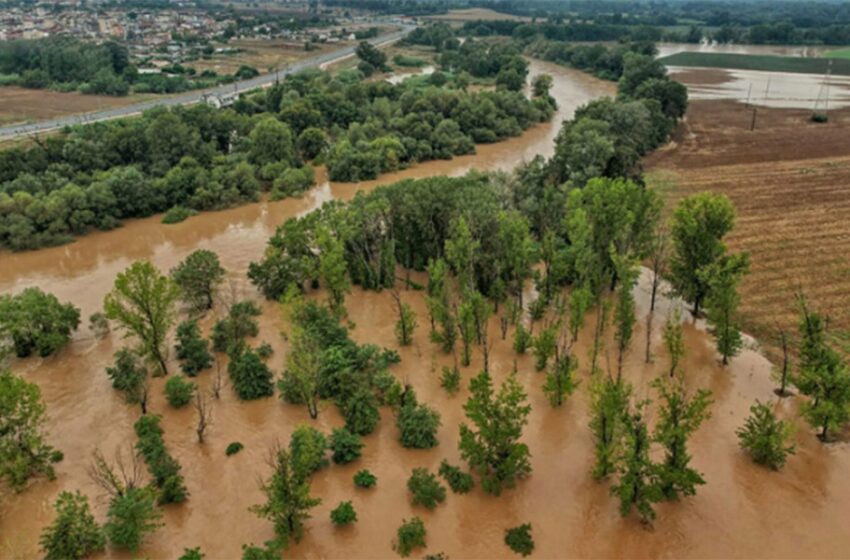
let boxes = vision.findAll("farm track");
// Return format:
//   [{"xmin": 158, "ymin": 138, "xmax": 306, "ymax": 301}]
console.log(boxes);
[{"xmin": 647, "ymin": 99, "xmax": 850, "ymax": 355}]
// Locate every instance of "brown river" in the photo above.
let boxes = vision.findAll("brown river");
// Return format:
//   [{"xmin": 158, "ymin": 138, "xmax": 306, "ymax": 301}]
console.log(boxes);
[{"xmin": 2, "ymin": 60, "xmax": 849, "ymax": 559}]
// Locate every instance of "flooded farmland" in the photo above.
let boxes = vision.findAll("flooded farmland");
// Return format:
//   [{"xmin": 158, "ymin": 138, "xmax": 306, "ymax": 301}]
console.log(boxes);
[{"xmin": 2, "ymin": 58, "xmax": 850, "ymax": 560}]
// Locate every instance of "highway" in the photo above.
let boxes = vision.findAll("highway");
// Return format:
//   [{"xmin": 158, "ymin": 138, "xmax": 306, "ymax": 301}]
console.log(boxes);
[{"xmin": 0, "ymin": 25, "xmax": 413, "ymax": 141}]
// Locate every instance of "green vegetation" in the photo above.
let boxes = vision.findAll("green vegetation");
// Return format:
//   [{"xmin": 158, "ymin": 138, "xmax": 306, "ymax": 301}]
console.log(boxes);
[
  {"xmin": 329, "ymin": 427, "xmax": 363, "ymax": 464},
  {"xmin": 228, "ymin": 345, "xmax": 275, "ymax": 400},
  {"xmin": 394, "ymin": 517, "xmax": 426, "ymax": 558},
  {"xmin": 737, "ymin": 401, "xmax": 796, "ymax": 469},
  {"xmin": 396, "ymin": 386, "xmax": 441, "ymax": 449},
  {"xmin": 164, "ymin": 375, "xmax": 196, "ymax": 408},
  {"xmin": 330, "ymin": 501, "xmax": 357, "ymax": 526},
  {"xmin": 39, "ymin": 491, "xmax": 105, "ymax": 560},
  {"xmin": 106, "ymin": 348, "xmax": 149, "ymax": 413},
  {"xmin": 824, "ymin": 47, "xmax": 850, "ymax": 59},
  {"xmin": 289, "ymin": 425, "xmax": 329, "ymax": 479},
  {"xmin": 162, "ymin": 206, "xmax": 197, "ymax": 224},
  {"xmin": 212, "ymin": 301, "xmax": 261, "ymax": 353},
  {"xmin": 407, "ymin": 467, "xmax": 446, "ymax": 509},
  {"xmin": 438, "ymin": 460, "xmax": 474, "ymax": 494},
  {"xmin": 0, "ymin": 288, "xmax": 80, "ymax": 358},
  {"xmin": 353, "ymin": 469, "xmax": 377, "ymax": 488},
  {"xmin": 505, "ymin": 523, "xmax": 534, "ymax": 557},
  {"xmin": 171, "ymin": 249, "xmax": 225, "ymax": 313},
  {"xmin": 226, "ymin": 442, "xmax": 244, "ymax": 456},
  {"xmin": 175, "ymin": 320, "xmax": 213, "ymax": 377},
  {"xmin": 0, "ymin": 369, "xmax": 62, "ymax": 490},
  {"xmin": 659, "ymin": 52, "xmax": 850, "ymax": 76},
  {"xmin": 134, "ymin": 415, "xmax": 188, "ymax": 505},
  {"xmin": 104, "ymin": 487, "xmax": 162, "ymax": 552}
]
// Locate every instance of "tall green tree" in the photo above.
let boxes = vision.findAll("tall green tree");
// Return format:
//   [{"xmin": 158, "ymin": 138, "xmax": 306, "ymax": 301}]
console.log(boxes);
[
  {"xmin": 0, "ymin": 369, "xmax": 61, "ymax": 490},
  {"xmin": 104, "ymin": 261, "xmax": 180, "ymax": 376},
  {"xmin": 104, "ymin": 486, "xmax": 162, "ymax": 552},
  {"xmin": 669, "ymin": 192, "xmax": 736, "ymax": 316},
  {"xmin": 317, "ymin": 228, "xmax": 350, "ymax": 317},
  {"xmin": 279, "ymin": 324, "xmax": 322, "ymax": 418},
  {"xmin": 445, "ymin": 216, "xmax": 478, "ymax": 294},
  {"xmin": 703, "ymin": 254, "xmax": 749, "ymax": 365},
  {"xmin": 611, "ymin": 402, "xmax": 662, "ymax": 524},
  {"xmin": 794, "ymin": 301, "xmax": 850, "ymax": 441},
  {"xmin": 589, "ymin": 376, "xmax": 631, "ymax": 480},
  {"xmin": 106, "ymin": 348, "xmax": 149, "ymax": 413},
  {"xmin": 652, "ymin": 377, "xmax": 712, "ymax": 500},
  {"xmin": 0, "ymin": 287, "xmax": 80, "ymax": 358},
  {"xmin": 40, "ymin": 490, "xmax": 105, "ymax": 560},
  {"xmin": 392, "ymin": 291, "xmax": 417, "ymax": 346},
  {"xmin": 249, "ymin": 117, "xmax": 295, "ymax": 167},
  {"xmin": 251, "ymin": 446, "xmax": 321, "ymax": 549},
  {"xmin": 613, "ymin": 259, "xmax": 638, "ymax": 379},
  {"xmin": 459, "ymin": 371, "xmax": 531, "ymax": 495},
  {"xmin": 495, "ymin": 211, "xmax": 534, "ymax": 308},
  {"xmin": 170, "ymin": 249, "xmax": 225, "ymax": 312},
  {"xmin": 663, "ymin": 309, "xmax": 685, "ymax": 378}
]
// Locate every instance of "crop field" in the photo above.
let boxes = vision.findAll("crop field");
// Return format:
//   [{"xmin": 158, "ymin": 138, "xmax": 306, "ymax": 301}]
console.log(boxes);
[
  {"xmin": 646, "ymin": 99, "xmax": 850, "ymax": 357},
  {"xmin": 660, "ymin": 51, "xmax": 850, "ymax": 76},
  {"xmin": 824, "ymin": 47, "xmax": 850, "ymax": 59}
]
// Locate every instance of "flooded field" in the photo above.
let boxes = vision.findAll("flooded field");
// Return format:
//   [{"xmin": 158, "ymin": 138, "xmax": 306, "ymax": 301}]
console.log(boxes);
[{"xmin": 2, "ymin": 57, "xmax": 849, "ymax": 559}]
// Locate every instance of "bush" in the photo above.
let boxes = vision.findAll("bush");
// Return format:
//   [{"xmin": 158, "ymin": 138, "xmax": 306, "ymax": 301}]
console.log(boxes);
[
  {"xmin": 164, "ymin": 375, "xmax": 195, "ymax": 408},
  {"xmin": 212, "ymin": 301, "xmax": 261, "ymax": 352},
  {"xmin": 162, "ymin": 206, "xmax": 197, "ymax": 224},
  {"xmin": 0, "ymin": 287, "xmax": 80, "ymax": 358},
  {"xmin": 342, "ymin": 389, "xmax": 381, "ymax": 435},
  {"xmin": 353, "ymin": 469, "xmax": 377, "ymax": 488},
  {"xmin": 134, "ymin": 415, "xmax": 188, "ymax": 504},
  {"xmin": 289, "ymin": 425, "xmax": 328, "ymax": 478},
  {"xmin": 226, "ymin": 442, "xmax": 244, "ymax": 456},
  {"xmin": 329, "ymin": 427, "xmax": 363, "ymax": 464},
  {"xmin": 179, "ymin": 547, "xmax": 205, "ymax": 560},
  {"xmin": 394, "ymin": 517, "xmax": 426, "ymax": 557},
  {"xmin": 39, "ymin": 490, "xmax": 105, "ymax": 560},
  {"xmin": 513, "ymin": 323, "xmax": 531, "ymax": 354},
  {"xmin": 407, "ymin": 467, "xmax": 446, "ymax": 509},
  {"xmin": 175, "ymin": 320, "xmax": 213, "ymax": 376},
  {"xmin": 330, "ymin": 501, "xmax": 357, "ymax": 526},
  {"xmin": 104, "ymin": 487, "xmax": 162, "ymax": 552},
  {"xmin": 396, "ymin": 387, "xmax": 441, "ymax": 449},
  {"xmin": 439, "ymin": 366, "xmax": 460, "ymax": 394},
  {"xmin": 438, "ymin": 460, "xmax": 474, "ymax": 494},
  {"xmin": 811, "ymin": 112, "xmax": 829, "ymax": 123},
  {"xmin": 505, "ymin": 524, "xmax": 534, "ymax": 557},
  {"xmin": 270, "ymin": 166, "xmax": 315, "ymax": 200},
  {"xmin": 89, "ymin": 312, "xmax": 110, "ymax": 338},
  {"xmin": 228, "ymin": 346, "xmax": 274, "ymax": 400},
  {"xmin": 736, "ymin": 401, "xmax": 795, "ymax": 470}
]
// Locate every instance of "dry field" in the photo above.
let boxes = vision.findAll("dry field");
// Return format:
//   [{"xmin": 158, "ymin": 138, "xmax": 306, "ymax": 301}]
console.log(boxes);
[
  {"xmin": 0, "ymin": 87, "xmax": 152, "ymax": 126},
  {"xmin": 188, "ymin": 39, "xmax": 343, "ymax": 75},
  {"xmin": 646, "ymin": 99, "xmax": 850, "ymax": 356}
]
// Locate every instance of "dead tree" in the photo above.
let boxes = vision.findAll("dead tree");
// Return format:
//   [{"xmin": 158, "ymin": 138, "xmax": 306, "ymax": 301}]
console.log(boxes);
[{"xmin": 194, "ymin": 391, "xmax": 213, "ymax": 443}]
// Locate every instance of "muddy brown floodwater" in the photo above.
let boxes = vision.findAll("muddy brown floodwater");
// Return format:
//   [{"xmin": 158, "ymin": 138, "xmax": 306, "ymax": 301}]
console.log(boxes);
[{"xmin": 2, "ymin": 60, "xmax": 849, "ymax": 559}]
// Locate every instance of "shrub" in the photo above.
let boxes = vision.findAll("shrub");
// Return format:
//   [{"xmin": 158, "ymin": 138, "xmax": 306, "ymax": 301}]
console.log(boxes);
[
  {"xmin": 407, "ymin": 467, "xmax": 446, "ymax": 509},
  {"xmin": 811, "ymin": 112, "xmax": 829, "ymax": 123},
  {"xmin": 212, "ymin": 301, "xmax": 261, "ymax": 352},
  {"xmin": 104, "ymin": 487, "xmax": 162, "ymax": 552},
  {"xmin": 329, "ymin": 427, "xmax": 363, "ymax": 464},
  {"xmin": 256, "ymin": 342, "xmax": 274, "ymax": 360},
  {"xmin": 164, "ymin": 375, "xmax": 195, "ymax": 408},
  {"xmin": 134, "ymin": 415, "xmax": 188, "ymax": 504},
  {"xmin": 89, "ymin": 312, "xmax": 110, "ymax": 338},
  {"xmin": 162, "ymin": 206, "xmax": 197, "ymax": 224},
  {"xmin": 396, "ymin": 387, "xmax": 441, "ymax": 449},
  {"xmin": 330, "ymin": 501, "xmax": 357, "ymax": 526},
  {"xmin": 179, "ymin": 548, "xmax": 205, "ymax": 560},
  {"xmin": 270, "ymin": 166, "xmax": 315, "ymax": 200},
  {"xmin": 289, "ymin": 425, "xmax": 328, "ymax": 478},
  {"xmin": 394, "ymin": 517, "xmax": 426, "ymax": 557},
  {"xmin": 0, "ymin": 287, "xmax": 80, "ymax": 358},
  {"xmin": 342, "ymin": 388, "xmax": 381, "ymax": 435},
  {"xmin": 39, "ymin": 490, "xmax": 105, "ymax": 560},
  {"xmin": 226, "ymin": 442, "xmax": 244, "ymax": 456},
  {"xmin": 439, "ymin": 366, "xmax": 460, "ymax": 394},
  {"xmin": 175, "ymin": 320, "xmax": 213, "ymax": 376},
  {"xmin": 353, "ymin": 469, "xmax": 377, "ymax": 488},
  {"xmin": 505, "ymin": 524, "xmax": 534, "ymax": 557},
  {"xmin": 228, "ymin": 346, "xmax": 274, "ymax": 400},
  {"xmin": 513, "ymin": 323, "xmax": 531, "ymax": 354},
  {"xmin": 736, "ymin": 401, "xmax": 796, "ymax": 470},
  {"xmin": 438, "ymin": 460, "xmax": 474, "ymax": 494}
]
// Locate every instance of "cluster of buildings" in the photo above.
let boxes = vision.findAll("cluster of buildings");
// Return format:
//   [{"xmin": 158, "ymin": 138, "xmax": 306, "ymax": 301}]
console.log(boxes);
[{"xmin": 0, "ymin": 5, "xmax": 228, "ymax": 43}]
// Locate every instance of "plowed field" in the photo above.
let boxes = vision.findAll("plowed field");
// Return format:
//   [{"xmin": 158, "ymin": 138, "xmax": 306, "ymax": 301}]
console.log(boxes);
[{"xmin": 646, "ymin": 99, "xmax": 850, "ymax": 357}]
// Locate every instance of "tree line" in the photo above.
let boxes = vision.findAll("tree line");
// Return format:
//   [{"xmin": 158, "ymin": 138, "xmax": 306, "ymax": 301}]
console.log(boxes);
[{"xmin": 0, "ymin": 43, "xmax": 552, "ymax": 251}]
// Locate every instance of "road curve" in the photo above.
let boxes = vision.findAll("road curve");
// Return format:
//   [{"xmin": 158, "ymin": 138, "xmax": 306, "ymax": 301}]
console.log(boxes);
[{"xmin": 0, "ymin": 25, "xmax": 413, "ymax": 141}]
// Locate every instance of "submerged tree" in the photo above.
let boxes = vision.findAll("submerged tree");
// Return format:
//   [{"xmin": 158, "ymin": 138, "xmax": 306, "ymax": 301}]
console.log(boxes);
[
  {"xmin": 663, "ymin": 309, "xmax": 685, "ymax": 378},
  {"xmin": 251, "ymin": 446, "xmax": 321, "ymax": 550},
  {"xmin": 175, "ymin": 319, "xmax": 213, "ymax": 377},
  {"xmin": 459, "ymin": 371, "xmax": 531, "ymax": 495},
  {"xmin": 104, "ymin": 486, "xmax": 162, "ymax": 552},
  {"xmin": 317, "ymin": 227, "xmax": 350, "ymax": 317},
  {"xmin": 793, "ymin": 300, "xmax": 850, "ymax": 441},
  {"xmin": 0, "ymin": 287, "xmax": 81, "ymax": 358},
  {"xmin": 170, "ymin": 249, "xmax": 225, "ymax": 313},
  {"xmin": 737, "ymin": 400, "xmax": 795, "ymax": 470},
  {"xmin": 392, "ymin": 291, "xmax": 417, "ymax": 346},
  {"xmin": 613, "ymin": 260, "xmax": 638, "ymax": 379},
  {"xmin": 0, "ymin": 369, "xmax": 62, "ymax": 490},
  {"xmin": 40, "ymin": 490, "xmax": 105, "ymax": 560},
  {"xmin": 589, "ymin": 375, "xmax": 631, "ymax": 480},
  {"xmin": 106, "ymin": 348, "xmax": 149, "ymax": 414},
  {"xmin": 612, "ymin": 402, "xmax": 662, "ymax": 524},
  {"xmin": 396, "ymin": 386, "xmax": 441, "ymax": 449},
  {"xmin": 104, "ymin": 261, "xmax": 180, "ymax": 376},
  {"xmin": 543, "ymin": 348, "xmax": 579, "ymax": 407},
  {"xmin": 652, "ymin": 377, "xmax": 712, "ymax": 501}
]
